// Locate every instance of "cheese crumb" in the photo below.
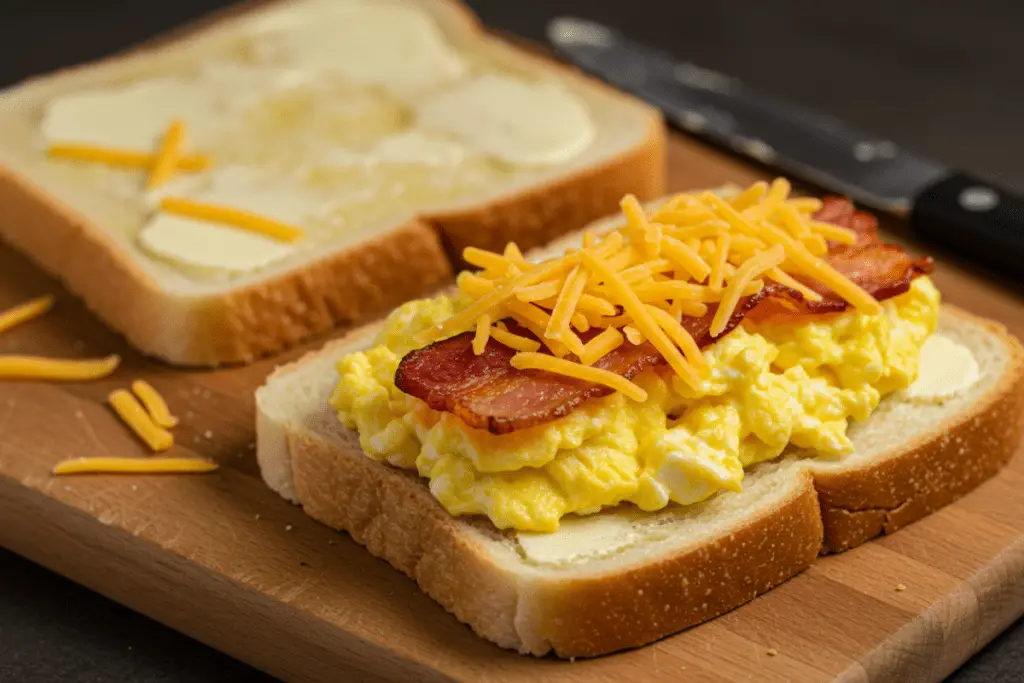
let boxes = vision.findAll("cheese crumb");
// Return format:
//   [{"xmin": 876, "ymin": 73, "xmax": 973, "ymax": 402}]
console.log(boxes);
[{"xmin": 895, "ymin": 583, "xmax": 907, "ymax": 592}]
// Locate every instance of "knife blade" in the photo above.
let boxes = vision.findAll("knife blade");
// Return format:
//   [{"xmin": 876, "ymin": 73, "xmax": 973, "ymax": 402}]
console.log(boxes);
[{"xmin": 547, "ymin": 17, "xmax": 1024, "ymax": 279}]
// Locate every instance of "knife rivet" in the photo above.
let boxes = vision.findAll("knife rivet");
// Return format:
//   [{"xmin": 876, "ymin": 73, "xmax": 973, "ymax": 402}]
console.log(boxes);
[{"xmin": 958, "ymin": 186, "xmax": 999, "ymax": 212}]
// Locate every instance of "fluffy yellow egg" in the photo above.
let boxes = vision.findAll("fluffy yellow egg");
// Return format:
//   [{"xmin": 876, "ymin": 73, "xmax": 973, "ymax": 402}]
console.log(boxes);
[{"xmin": 330, "ymin": 277, "xmax": 941, "ymax": 532}]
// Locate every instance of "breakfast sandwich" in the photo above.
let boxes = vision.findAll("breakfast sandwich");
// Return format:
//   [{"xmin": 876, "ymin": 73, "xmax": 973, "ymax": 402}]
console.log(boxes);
[{"xmin": 256, "ymin": 179, "xmax": 1024, "ymax": 657}]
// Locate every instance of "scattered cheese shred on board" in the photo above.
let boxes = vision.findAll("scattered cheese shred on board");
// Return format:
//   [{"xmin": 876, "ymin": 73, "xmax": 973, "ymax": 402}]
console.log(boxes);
[
  {"xmin": 0, "ymin": 295, "xmax": 55, "ymax": 335},
  {"xmin": 0, "ymin": 354, "xmax": 120, "ymax": 381},
  {"xmin": 53, "ymin": 457, "xmax": 218, "ymax": 475},
  {"xmin": 131, "ymin": 379, "xmax": 179, "ymax": 429},
  {"xmin": 160, "ymin": 197, "xmax": 305, "ymax": 243},
  {"xmin": 109, "ymin": 389, "xmax": 174, "ymax": 452}
]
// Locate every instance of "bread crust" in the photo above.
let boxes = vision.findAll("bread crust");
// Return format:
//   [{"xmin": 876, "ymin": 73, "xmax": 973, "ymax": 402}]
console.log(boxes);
[
  {"xmin": 257, "ymin": 303, "xmax": 1023, "ymax": 658},
  {"xmin": 0, "ymin": 0, "xmax": 666, "ymax": 367},
  {"xmin": 513, "ymin": 471, "xmax": 822, "ymax": 657},
  {"xmin": 814, "ymin": 306, "xmax": 1024, "ymax": 553},
  {"xmin": 286, "ymin": 419, "xmax": 821, "ymax": 658}
]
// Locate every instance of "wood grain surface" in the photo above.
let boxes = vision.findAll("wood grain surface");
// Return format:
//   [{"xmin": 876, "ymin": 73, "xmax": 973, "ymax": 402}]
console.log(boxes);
[{"xmin": 1, "ymin": 134, "xmax": 1023, "ymax": 683}]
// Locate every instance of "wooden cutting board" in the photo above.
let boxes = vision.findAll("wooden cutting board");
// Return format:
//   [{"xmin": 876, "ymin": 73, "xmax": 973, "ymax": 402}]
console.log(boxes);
[{"xmin": 2, "ymin": 134, "xmax": 1023, "ymax": 683}]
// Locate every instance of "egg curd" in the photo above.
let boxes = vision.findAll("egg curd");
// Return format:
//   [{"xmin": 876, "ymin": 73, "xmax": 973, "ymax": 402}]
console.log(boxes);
[{"xmin": 330, "ymin": 275, "xmax": 940, "ymax": 532}]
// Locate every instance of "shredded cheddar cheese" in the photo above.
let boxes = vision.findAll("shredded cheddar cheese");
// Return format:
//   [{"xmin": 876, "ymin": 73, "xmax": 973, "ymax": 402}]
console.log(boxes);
[
  {"xmin": 146, "ymin": 120, "xmax": 187, "ymax": 190},
  {"xmin": 491, "ymin": 323, "xmax": 541, "ymax": 353},
  {"xmin": 109, "ymin": 389, "xmax": 174, "ymax": 452},
  {"xmin": 0, "ymin": 295, "xmax": 55, "ymax": 335},
  {"xmin": 160, "ymin": 197, "xmax": 305, "ymax": 243},
  {"xmin": 0, "ymin": 355, "xmax": 120, "ymax": 381},
  {"xmin": 131, "ymin": 379, "xmax": 179, "ymax": 429},
  {"xmin": 53, "ymin": 457, "xmax": 218, "ymax": 475},
  {"xmin": 47, "ymin": 143, "xmax": 211, "ymax": 173},
  {"xmin": 420, "ymin": 180, "xmax": 881, "ymax": 400},
  {"xmin": 510, "ymin": 352, "xmax": 648, "ymax": 402},
  {"xmin": 472, "ymin": 314, "xmax": 492, "ymax": 355}
]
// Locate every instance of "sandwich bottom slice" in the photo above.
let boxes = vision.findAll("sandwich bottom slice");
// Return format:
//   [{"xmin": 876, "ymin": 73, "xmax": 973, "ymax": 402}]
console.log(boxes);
[{"xmin": 255, "ymin": 305, "xmax": 1024, "ymax": 658}]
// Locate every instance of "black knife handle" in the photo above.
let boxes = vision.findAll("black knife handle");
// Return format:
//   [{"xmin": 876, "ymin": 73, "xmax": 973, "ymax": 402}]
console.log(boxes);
[{"xmin": 910, "ymin": 172, "xmax": 1024, "ymax": 279}]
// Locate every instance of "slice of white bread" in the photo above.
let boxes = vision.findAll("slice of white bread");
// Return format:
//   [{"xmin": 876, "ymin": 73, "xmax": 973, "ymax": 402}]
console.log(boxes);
[
  {"xmin": 0, "ymin": 0, "xmax": 665, "ymax": 367},
  {"xmin": 255, "ymin": 304, "xmax": 1024, "ymax": 657}
]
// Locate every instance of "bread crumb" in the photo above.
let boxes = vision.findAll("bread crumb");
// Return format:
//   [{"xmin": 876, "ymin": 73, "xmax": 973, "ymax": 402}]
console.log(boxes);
[
  {"xmin": 767, "ymin": 648, "xmax": 779, "ymax": 656},
  {"xmin": 74, "ymin": 410, "xmax": 84, "ymax": 419},
  {"xmin": 248, "ymin": 442, "xmax": 256, "ymax": 451},
  {"xmin": 192, "ymin": 387, "xmax": 201, "ymax": 396},
  {"xmin": 254, "ymin": 514, "xmax": 261, "ymax": 520},
  {"xmin": 131, "ymin": 484, "xmax": 138, "ymax": 492},
  {"xmin": 569, "ymin": 657, "xmax": 576, "ymax": 663},
  {"xmin": 896, "ymin": 583, "xmax": 907, "ymax": 592},
  {"xmin": 202, "ymin": 390, "xmax": 211, "ymax": 399},
  {"xmin": 328, "ymin": 540, "xmax": 336, "ymax": 546},
  {"xmin": 637, "ymin": 588, "xmax": 644, "ymax": 596},
  {"xmin": 204, "ymin": 429, "xmax": 214, "ymax": 439},
  {"xmin": 63, "ymin": 485, "xmax": 72, "ymax": 492},
  {"xmin": 285, "ymin": 524, "xmax": 293, "ymax": 531},
  {"xmin": 185, "ymin": 410, "xmax": 195, "ymax": 419}
]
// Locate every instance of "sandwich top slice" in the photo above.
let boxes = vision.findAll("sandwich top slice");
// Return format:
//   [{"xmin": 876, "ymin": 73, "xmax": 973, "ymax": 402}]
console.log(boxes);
[
  {"xmin": 256, "ymin": 179, "xmax": 1024, "ymax": 657},
  {"xmin": 0, "ymin": 0, "xmax": 664, "ymax": 366}
]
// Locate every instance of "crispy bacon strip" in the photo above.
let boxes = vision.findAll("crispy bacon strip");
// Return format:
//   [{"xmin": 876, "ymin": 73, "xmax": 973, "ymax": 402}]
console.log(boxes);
[
  {"xmin": 752, "ymin": 197, "xmax": 933, "ymax": 319},
  {"xmin": 395, "ymin": 198, "xmax": 933, "ymax": 433},
  {"xmin": 395, "ymin": 289, "xmax": 776, "ymax": 434}
]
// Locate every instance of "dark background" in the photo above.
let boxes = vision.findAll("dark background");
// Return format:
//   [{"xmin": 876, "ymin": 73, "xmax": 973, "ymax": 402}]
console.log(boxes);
[{"xmin": 1, "ymin": 1, "xmax": 1022, "ymax": 681}]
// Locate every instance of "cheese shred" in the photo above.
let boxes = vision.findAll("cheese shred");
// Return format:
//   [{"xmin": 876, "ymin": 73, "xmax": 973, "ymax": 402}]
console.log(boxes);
[
  {"xmin": 510, "ymin": 352, "xmax": 647, "ymax": 402},
  {"xmin": 108, "ymin": 389, "xmax": 174, "ymax": 452},
  {"xmin": 0, "ymin": 354, "xmax": 120, "ymax": 381},
  {"xmin": 160, "ymin": 197, "xmax": 305, "ymax": 243},
  {"xmin": 146, "ymin": 119, "xmax": 186, "ymax": 190},
  {"xmin": 53, "ymin": 457, "xmax": 218, "ymax": 476},
  {"xmin": 47, "ymin": 143, "xmax": 210, "ymax": 172},
  {"xmin": 131, "ymin": 380, "xmax": 179, "ymax": 429},
  {"xmin": 431, "ymin": 179, "xmax": 886, "ymax": 400},
  {"xmin": 0, "ymin": 295, "xmax": 55, "ymax": 335}
]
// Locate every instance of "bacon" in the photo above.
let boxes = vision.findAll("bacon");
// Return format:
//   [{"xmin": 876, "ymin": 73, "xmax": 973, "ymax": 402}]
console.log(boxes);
[
  {"xmin": 750, "ymin": 197, "xmax": 933, "ymax": 320},
  {"xmin": 395, "ymin": 197, "xmax": 934, "ymax": 433},
  {"xmin": 395, "ymin": 288, "xmax": 778, "ymax": 434}
]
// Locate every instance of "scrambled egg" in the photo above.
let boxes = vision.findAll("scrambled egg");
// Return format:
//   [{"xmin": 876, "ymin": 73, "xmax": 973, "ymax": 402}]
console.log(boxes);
[{"xmin": 330, "ymin": 276, "xmax": 941, "ymax": 532}]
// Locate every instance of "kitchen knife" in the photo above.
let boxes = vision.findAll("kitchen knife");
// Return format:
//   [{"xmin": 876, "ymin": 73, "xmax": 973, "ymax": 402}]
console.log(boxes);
[{"xmin": 547, "ymin": 17, "xmax": 1024, "ymax": 279}]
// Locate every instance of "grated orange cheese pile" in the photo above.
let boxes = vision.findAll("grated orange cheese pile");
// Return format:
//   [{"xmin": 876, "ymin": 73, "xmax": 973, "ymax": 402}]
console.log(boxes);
[{"xmin": 414, "ymin": 179, "xmax": 881, "ymax": 402}]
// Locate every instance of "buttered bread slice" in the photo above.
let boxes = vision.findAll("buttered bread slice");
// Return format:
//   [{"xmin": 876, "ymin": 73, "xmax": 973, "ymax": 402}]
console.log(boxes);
[
  {"xmin": 254, "ymin": 184, "xmax": 1024, "ymax": 657},
  {"xmin": 0, "ymin": 0, "xmax": 664, "ymax": 365},
  {"xmin": 255, "ymin": 304, "xmax": 1023, "ymax": 657}
]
